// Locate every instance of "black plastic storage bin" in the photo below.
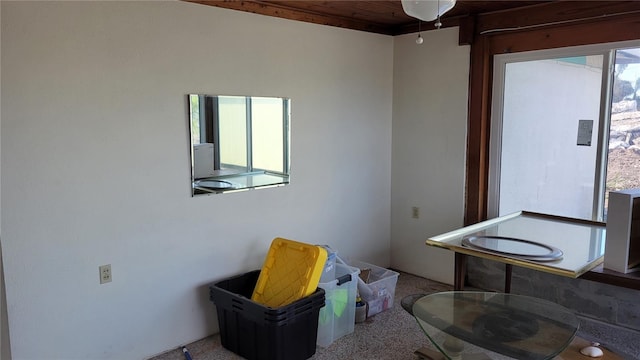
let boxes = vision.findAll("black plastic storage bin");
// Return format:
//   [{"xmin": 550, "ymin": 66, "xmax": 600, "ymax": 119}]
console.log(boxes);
[{"xmin": 209, "ymin": 270, "xmax": 325, "ymax": 360}]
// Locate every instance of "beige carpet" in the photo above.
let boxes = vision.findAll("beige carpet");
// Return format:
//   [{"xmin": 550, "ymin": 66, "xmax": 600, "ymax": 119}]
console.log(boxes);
[
  {"xmin": 149, "ymin": 271, "xmax": 453, "ymax": 360},
  {"xmin": 149, "ymin": 271, "xmax": 627, "ymax": 360}
]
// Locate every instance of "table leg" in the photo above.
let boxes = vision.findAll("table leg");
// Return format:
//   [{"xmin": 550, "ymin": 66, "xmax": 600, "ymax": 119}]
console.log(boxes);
[
  {"xmin": 505, "ymin": 264, "xmax": 512, "ymax": 293},
  {"xmin": 454, "ymin": 253, "xmax": 467, "ymax": 291},
  {"xmin": 443, "ymin": 335, "xmax": 465, "ymax": 359},
  {"xmin": 414, "ymin": 347, "xmax": 446, "ymax": 360}
]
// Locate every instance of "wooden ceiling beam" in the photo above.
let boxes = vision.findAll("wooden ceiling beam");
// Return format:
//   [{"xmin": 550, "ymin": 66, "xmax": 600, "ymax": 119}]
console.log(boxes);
[
  {"xmin": 185, "ymin": 0, "xmax": 398, "ymax": 35},
  {"xmin": 475, "ymin": 1, "xmax": 640, "ymax": 37},
  {"xmin": 183, "ymin": 1, "xmax": 640, "ymax": 39}
]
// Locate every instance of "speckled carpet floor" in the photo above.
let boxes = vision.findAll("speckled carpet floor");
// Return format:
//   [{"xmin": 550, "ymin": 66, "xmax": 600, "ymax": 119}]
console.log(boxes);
[
  {"xmin": 149, "ymin": 271, "xmax": 453, "ymax": 360},
  {"xmin": 149, "ymin": 271, "xmax": 633, "ymax": 360}
]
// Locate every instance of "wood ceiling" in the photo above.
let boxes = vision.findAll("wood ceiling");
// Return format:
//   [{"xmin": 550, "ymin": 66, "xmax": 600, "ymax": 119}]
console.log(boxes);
[{"xmin": 186, "ymin": 0, "xmax": 551, "ymax": 35}]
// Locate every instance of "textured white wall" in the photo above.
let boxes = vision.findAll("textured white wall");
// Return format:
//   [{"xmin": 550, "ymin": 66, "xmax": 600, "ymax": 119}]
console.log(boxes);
[
  {"xmin": 390, "ymin": 29, "xmax": 469, "ymax": 285},
  {"xmin": 499, "ymin": 59, "xmax": 602, "ymax": 220},
  {"xmin": 0, "ymin": 2, "xmax": 8, "ymax": 358},
  {"xmin": 0, "ymin": 1, "xmax": 393, "ymax": 358}
]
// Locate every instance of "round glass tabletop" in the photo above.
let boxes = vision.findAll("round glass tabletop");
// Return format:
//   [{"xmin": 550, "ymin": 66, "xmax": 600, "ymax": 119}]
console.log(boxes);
[{"xmin": 412, "ymin": 292, "xmax": 579, "ymax": 360}]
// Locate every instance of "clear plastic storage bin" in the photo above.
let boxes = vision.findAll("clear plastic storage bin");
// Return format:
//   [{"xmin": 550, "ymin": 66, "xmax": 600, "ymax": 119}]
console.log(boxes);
[
  {"xmin": 316, "ymin": 263, "xmax": 359, "ymax": 347},
  {"xmin": 348, "ymin": 259, "xmax": 399, "ymax": 317}
]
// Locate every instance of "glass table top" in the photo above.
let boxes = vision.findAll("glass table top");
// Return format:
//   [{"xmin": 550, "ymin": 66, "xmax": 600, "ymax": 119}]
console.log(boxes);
[
  {"xmin": 426, "ymin": 211, "xmax": 606, "ymax": 278},
  {"xmin": 412, "ymin": 292, "xmax": 579, "ymax": 360}
]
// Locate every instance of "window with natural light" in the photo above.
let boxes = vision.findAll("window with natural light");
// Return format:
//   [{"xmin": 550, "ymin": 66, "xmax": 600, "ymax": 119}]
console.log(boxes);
[
  {"xmin": 490, "ymin": 44, "xmax": 640, "ymax": 222},
  {"xmin": 606, "ymin": 48, "xmax": 640, "ymax": 217}
]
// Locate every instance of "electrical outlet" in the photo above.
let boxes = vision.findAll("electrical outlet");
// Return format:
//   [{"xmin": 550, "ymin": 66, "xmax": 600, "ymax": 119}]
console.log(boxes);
[
  {"xmin": 412, "ymin": 206, "xmax": 420, "ymax": 219},
  {"xmin": 99, "ymin": 264, "xmax": 112, "ymax": 284}
]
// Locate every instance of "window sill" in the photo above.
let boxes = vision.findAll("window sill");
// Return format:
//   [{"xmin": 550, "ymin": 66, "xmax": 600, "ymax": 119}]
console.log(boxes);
[{"xmin": 581, "ymin": 264, "xmax": 640, "ymax": 291}]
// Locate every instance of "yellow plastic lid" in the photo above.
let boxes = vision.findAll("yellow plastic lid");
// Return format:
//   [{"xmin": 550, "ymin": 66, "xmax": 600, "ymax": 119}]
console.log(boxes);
[{"xmin": 252, "ymin": 237, "xmax": 328, "ymax": 307}]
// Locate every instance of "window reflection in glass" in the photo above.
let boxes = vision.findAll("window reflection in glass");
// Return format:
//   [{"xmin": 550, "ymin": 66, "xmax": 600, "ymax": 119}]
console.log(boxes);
[{"xmin": 188, "ymin": 94, "xmax": 290, "ymax": 195}]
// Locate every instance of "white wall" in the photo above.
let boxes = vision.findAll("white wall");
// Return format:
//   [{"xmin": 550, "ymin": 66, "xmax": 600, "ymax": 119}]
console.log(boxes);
[
  {"xmin": 390, "ymin": 29, "xmax": 469, "ymax": 284},
  {"xmin": 499, "ymin": 59, "xmax": 602, "ymax": 220},
  {"xmin": 0, "ymin": 1, "xmax": 393, "ymax": 358},
  {"xmin": 0, "ymin": 2, "xmax": 8, "ymax": 358}
]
